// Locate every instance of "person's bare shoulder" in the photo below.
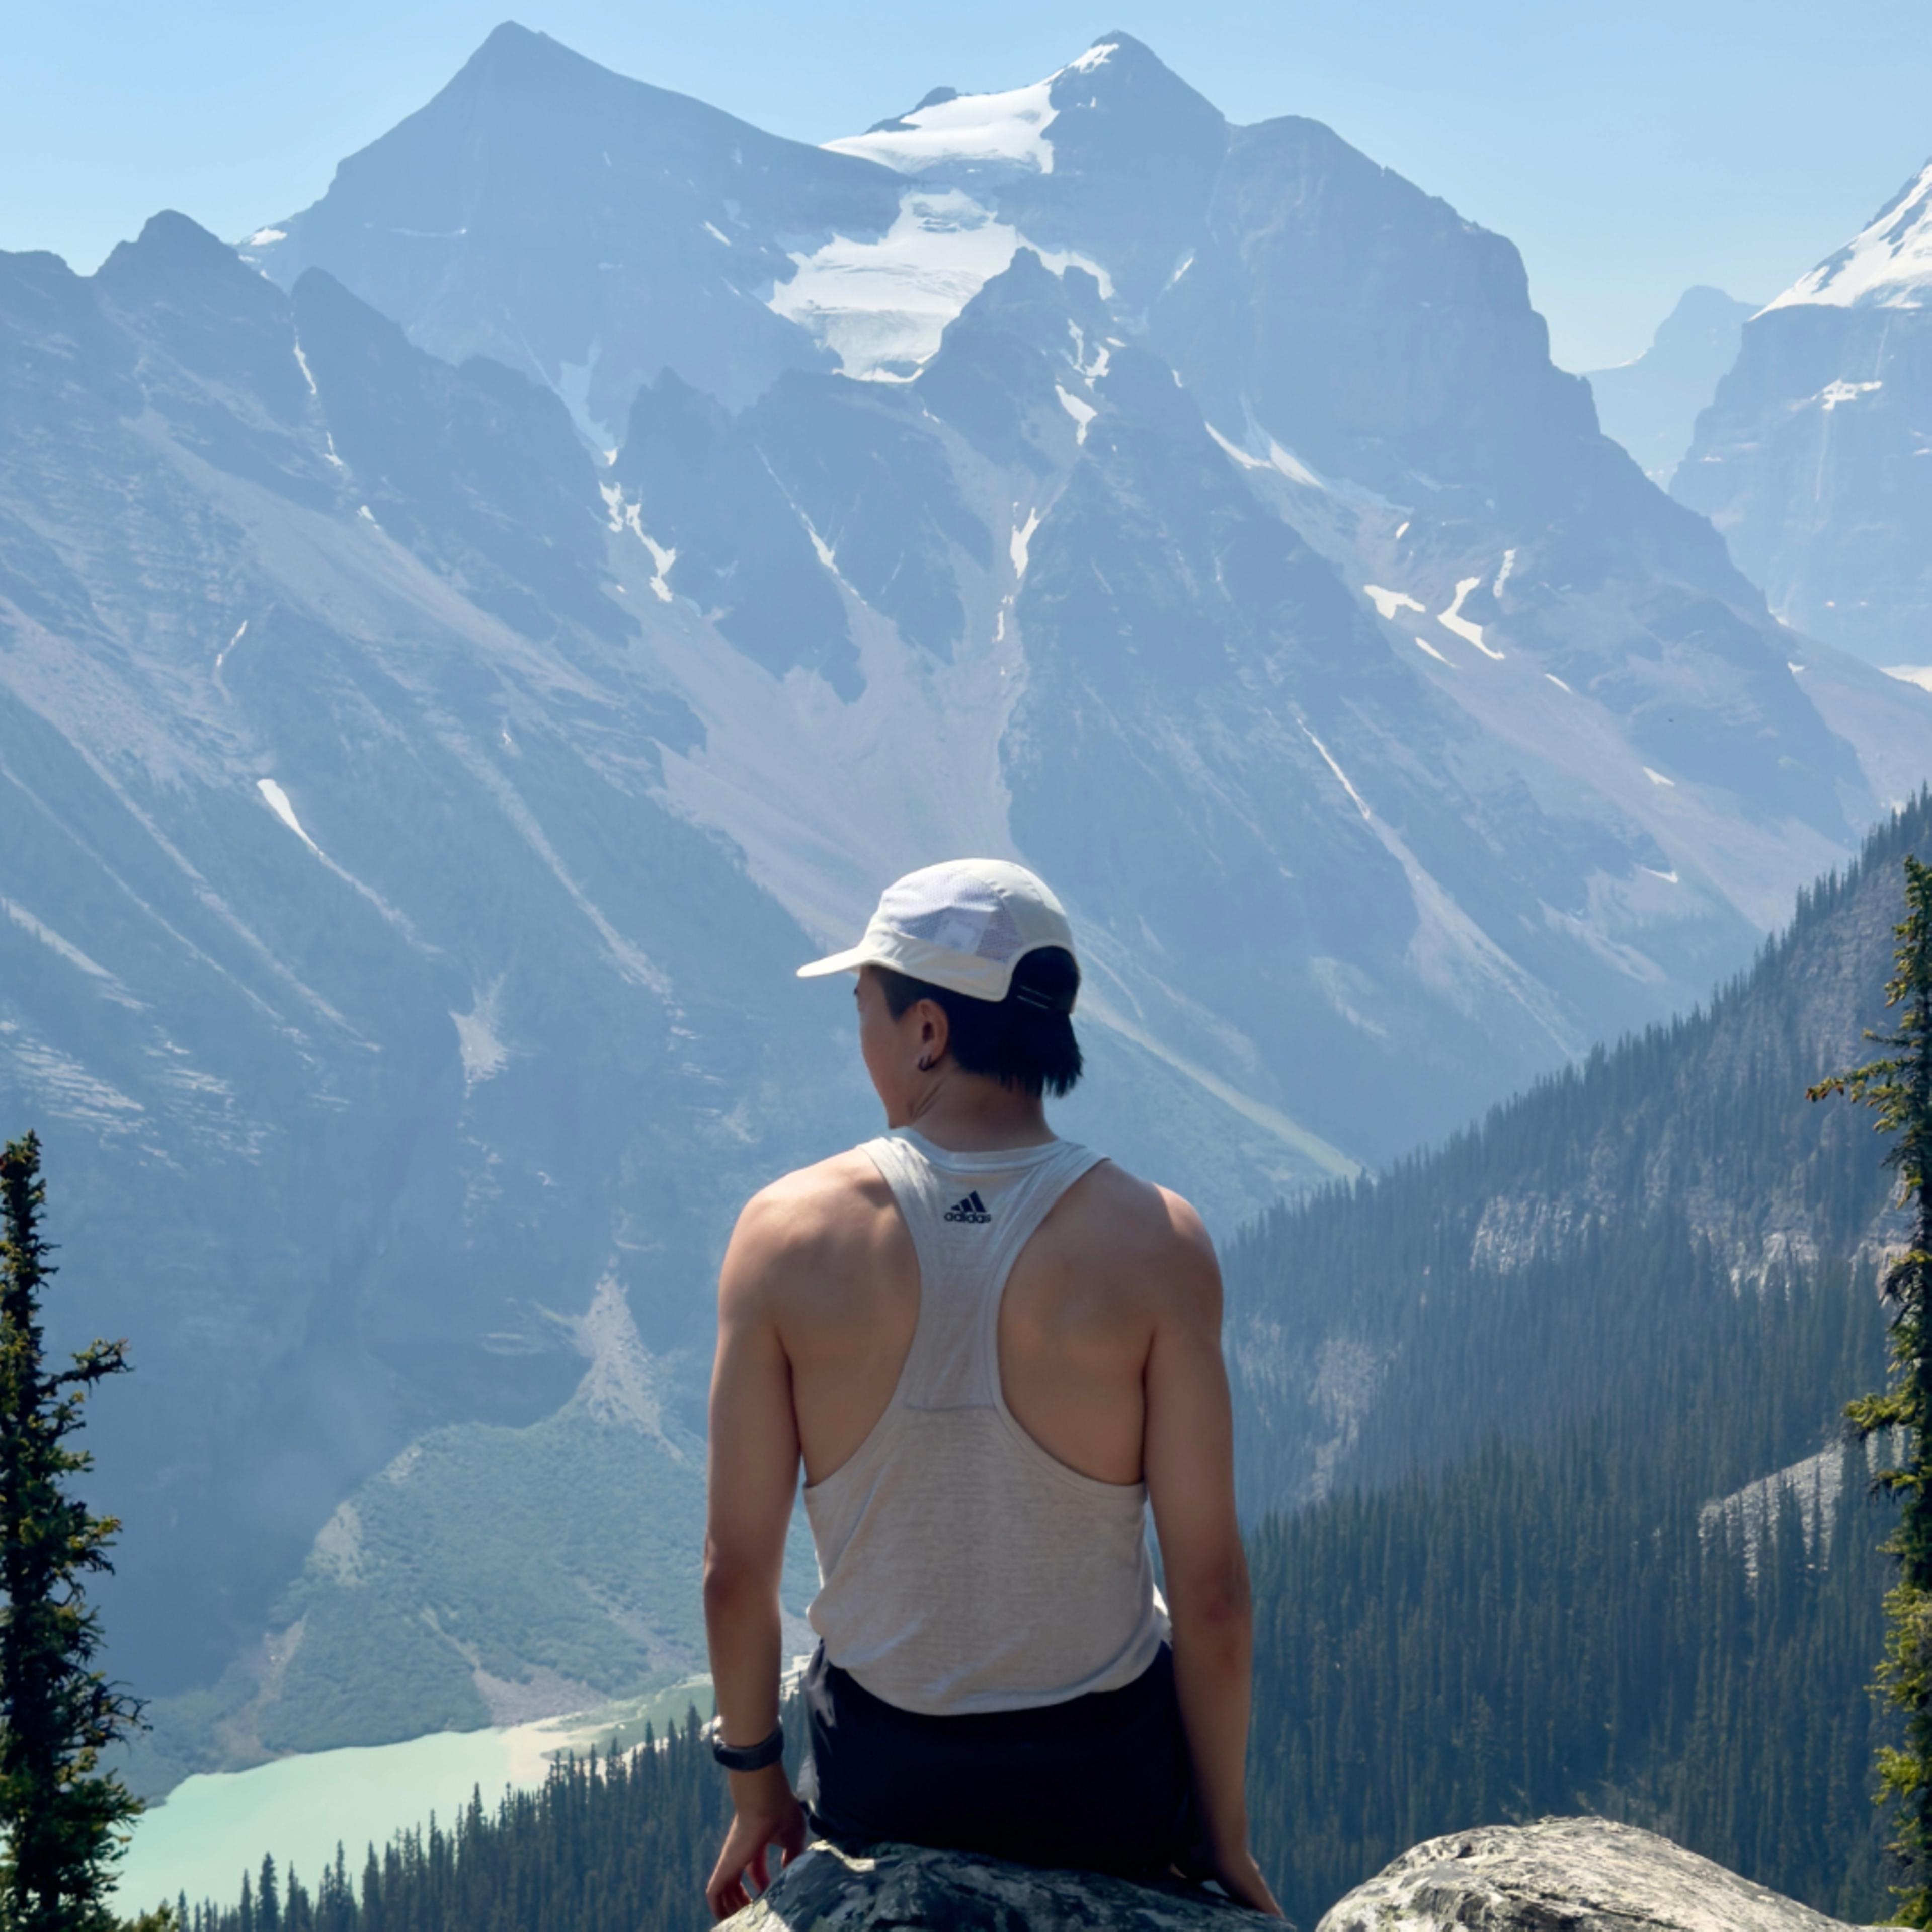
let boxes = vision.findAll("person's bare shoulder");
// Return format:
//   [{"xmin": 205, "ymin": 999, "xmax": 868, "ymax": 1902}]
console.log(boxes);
[
  {"xmin": 722, "ymin": 1151, "xmax": 893, "ymax": 1310},
  {"xmin": 1067, "ymin": 1160, "xmax": 1221, "ymax": 1312}
]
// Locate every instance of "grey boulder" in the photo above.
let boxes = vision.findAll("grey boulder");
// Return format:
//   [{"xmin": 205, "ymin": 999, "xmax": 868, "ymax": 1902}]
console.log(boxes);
[
  {"xmin": 720, "ymin": 1839, "xmax": 1281, "ymax": 1929},
  {"xmin": 1315, "ymin": 1817, "xmax": 1874, "ymax": 1932}
]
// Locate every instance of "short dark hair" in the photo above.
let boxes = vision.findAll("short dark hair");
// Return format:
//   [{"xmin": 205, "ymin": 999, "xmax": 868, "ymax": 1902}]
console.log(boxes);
[{"xmin": 876, "ymin": 946, "xmax": 1084, "ymax": 1099}]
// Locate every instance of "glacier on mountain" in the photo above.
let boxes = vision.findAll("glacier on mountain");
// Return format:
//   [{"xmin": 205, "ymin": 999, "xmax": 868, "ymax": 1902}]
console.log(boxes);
[
  {"xmin": 827, "ymin": 77, "xmax": 1063, "ymax": 176},
  {"xmin": 767, "ymin": 187, "xmax": 1109, "ymax": 381}
]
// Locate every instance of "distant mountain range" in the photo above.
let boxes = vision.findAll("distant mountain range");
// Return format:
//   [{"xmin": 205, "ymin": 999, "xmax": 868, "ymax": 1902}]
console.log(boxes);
[
  {"xmin": 1675, "ymin": 157, "xmax": 1932, "ymax": 673},
  {"xmin": 1585, "ymin": 286, "xmax": 1756, "ymax": 484},
  {"xmin": 1, "ymin": 25, "xmax": 1927, "ymax": 1776}
]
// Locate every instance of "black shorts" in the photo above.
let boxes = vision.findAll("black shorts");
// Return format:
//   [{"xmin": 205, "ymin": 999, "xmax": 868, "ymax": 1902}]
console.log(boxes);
[{"xmin": 798, "ymin": 1642, "xmax": 1210, "ymax": 1879}]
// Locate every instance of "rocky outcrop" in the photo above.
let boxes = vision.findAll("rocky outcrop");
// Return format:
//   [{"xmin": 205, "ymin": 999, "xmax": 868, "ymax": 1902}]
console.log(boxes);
[
  {"xmin": 1315, "ymin": 1817, "xmax": 1875, "ymax": 1931},
  {"xmin": 719, "ymin": 1839, "xmax": 1279, "ymax": 1929}
]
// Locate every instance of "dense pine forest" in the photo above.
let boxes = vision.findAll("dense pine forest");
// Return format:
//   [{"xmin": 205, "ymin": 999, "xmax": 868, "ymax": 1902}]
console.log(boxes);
[
  {"xmin": 175, "ymin": 1718, "xmax": 733, "ymax": 1932},
  {"xmin": 173, "ymin": 795, "xmax": 1931, "ymax": 1932},
  {"xmin": 1249, "ymin": 1431, "xmax": 1893, "ymax": 1924}
]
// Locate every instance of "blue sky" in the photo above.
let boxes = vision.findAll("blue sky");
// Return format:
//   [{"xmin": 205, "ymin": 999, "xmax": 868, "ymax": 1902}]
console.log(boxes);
[{"xmin": 6, "ymin": 1, "xmax": 1929, "ymax": 370}]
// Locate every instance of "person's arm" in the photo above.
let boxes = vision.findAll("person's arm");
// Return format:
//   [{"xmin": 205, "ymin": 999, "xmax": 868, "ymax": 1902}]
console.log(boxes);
[
  {"xmin": 702, "ymin": 1193, "xmax": 809, "ymax": 1921},
  {"xmin": 1142, "ymin": 1192, "xmax": 1283, "ymax": 1918}
]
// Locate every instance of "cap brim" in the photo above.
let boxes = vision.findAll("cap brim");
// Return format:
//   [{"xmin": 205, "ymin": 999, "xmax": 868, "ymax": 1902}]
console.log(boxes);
[{"xmin": 795, "ymin": 944, "xmax": 880, "ymax": 980}]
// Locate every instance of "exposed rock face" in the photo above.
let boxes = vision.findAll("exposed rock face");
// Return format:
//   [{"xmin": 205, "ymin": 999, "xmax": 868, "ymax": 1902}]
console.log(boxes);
[
  {"xmin": 719, "ymin": 1840, "xmax": 1279, "ymax": 1929},
  {"xmin": 1315, "ymin": 1818, "xmax": 1869, "ymax": 1931}
]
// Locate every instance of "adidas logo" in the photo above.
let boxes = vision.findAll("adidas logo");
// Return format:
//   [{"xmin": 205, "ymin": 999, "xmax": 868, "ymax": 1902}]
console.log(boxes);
[{"xmin": 943, "ymin": 1190, "xmax": 993, "ymax": 1225}]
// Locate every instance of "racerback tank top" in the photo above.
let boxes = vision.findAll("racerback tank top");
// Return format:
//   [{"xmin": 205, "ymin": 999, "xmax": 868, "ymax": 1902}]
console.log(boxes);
[{"xmin": 802, "ymin": 1129, "xmax": 1167, "ymax": 1716}]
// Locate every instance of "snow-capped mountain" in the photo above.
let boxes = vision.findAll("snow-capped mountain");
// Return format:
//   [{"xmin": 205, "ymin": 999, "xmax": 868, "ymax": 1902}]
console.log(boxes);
[
  {"xmin": 3, "ymin": 28, "xmax": 1928, "ymax": 1770},
  {"xmin": 1587, "ymin": 287, "xmax": 1756, "ymax": 483},
  {"xmin": 1674, "ymin": 161, "xmax": 1932, "ymax": 671},
  {"xmin": 243, "ymin": 24, "xmax": 903, "ymax": 426}
]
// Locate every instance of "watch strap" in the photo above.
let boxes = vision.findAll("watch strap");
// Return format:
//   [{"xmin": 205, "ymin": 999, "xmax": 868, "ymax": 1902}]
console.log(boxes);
[{"xmin": 711, "ymin": 1721, "xmax": 784, "ymax": 1772}]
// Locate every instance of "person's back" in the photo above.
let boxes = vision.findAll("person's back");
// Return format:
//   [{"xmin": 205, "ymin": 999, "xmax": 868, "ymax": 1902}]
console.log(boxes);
[{"xmin": 701, "ymin": 861, "xmax": 1280, "ymax": 1918}]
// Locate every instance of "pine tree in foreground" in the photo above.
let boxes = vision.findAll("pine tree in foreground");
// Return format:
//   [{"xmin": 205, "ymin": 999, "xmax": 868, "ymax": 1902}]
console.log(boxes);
[
  {"xmin": 0, "ymin": 1133, "xmax": 150, "ymax": 1932},
  {"xmin": 1812, "ymin": 852, "xmax": 1932, "ymax": 1924}
]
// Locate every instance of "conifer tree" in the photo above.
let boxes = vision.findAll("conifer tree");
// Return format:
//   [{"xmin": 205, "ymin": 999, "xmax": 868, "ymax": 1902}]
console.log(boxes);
[
  {"xmin": 1812, "ymin": 853, "xmax": 1932, "ymax": 1923},
  {"xmin": 0, "ymin": 1133, "xmax": 144, "ymax": 1932}
]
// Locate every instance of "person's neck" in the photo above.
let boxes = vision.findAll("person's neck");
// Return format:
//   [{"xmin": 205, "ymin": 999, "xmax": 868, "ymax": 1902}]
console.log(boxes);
[{"xmin": 897, "ymin": 1072, "xmax": 1053, "ymax": 1152}]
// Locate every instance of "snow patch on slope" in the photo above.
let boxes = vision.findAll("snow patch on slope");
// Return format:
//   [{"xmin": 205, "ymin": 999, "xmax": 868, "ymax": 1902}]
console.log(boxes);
[
  {"xmin": 450, "ymin": 980, "xmax": 510, "ymax": 1088},
  {"xmin": 1763, "ymin": 158, "xmax": 1932, "ymax": 311},
  {"xmin": 1205, "ymin": 423, "xmax": 1327, "ymax": 489},
  {"xmin": 1818, "ymin": 378, "xmax": 1882, "ymax": 409},
  {"xmin": 1010, "ymin": 507, "xmax": 1041, "ymax": 578},
  {"xmin": 1301, "ymin": 725, "xmax": 1372, "ymax": 821},
  {"xmin": 257, "ymin": 778, "xmax": 321, "ymax": 852},
  {"xmin": 767, "ymin": 189, "xmax": 1110, "ymax": 382},
  {"xmin": 1362, "ymin": 585, "xmax": 1425, "ymax": 620},
  {"xmin": 827, "ymin": 77, "xmax": 1061, "ymax": 176},
  {"xmin": 256, "ymin": 781, "xmax": 438, "ymax": 954},
  {"xmin": 1438, "ymin": 577, "xmax": 1503, "ymax": 659},
  {"xmin": 601, "ymin": 485, "xmax": 676, "ymax": 600}
]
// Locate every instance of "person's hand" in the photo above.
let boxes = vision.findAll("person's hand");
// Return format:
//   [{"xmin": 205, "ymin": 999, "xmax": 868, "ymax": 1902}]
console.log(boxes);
[
  {"xmin": 1211, "ymin": 1843, "xmax": 1284, "ymax": 1917},
  {"xmin": 705, "ymin": 1766, "xmax": 808, "ymax": 1920}
]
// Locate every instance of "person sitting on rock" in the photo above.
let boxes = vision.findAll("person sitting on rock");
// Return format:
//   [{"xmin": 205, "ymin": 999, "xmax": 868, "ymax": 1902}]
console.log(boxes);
[{"xmin": 700, "ymin": 859, "xmax": 1282, "ymax": 1919}]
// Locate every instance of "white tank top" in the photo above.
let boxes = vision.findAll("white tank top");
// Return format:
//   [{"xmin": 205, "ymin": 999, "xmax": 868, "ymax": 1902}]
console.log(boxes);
[{"xmin": 803, "ymin": 1129, "xmax": 1167, "ymax": 1716}]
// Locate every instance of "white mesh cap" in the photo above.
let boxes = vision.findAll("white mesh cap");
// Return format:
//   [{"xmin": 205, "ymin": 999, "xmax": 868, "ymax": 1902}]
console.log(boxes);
[{"xmin": 797, "ymin": 859, "xmax": 1078, "ymax": 1004}]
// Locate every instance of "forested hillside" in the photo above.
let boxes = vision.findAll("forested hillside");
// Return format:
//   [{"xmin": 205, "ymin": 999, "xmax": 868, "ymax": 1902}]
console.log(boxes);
[
  {"xmin": 1226, "ymin": 789, "xmax": 1927, "ymax": 1514},
  {"xmin": 1229, "ymin": 790, "xmax": 1930, "ymax": 1921}
]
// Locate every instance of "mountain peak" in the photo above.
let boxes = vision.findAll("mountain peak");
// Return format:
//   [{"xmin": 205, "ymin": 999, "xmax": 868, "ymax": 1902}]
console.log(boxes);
[
  {"xmin": 1075, "ymin": 30, "xmax": 1159, "ymax": 67},
  {"xmin": 96, "ymin": 209, "xmax": 270, "ymax": 306},
  {"xmin": 461, "ymin": 20, "xmax": 571, "ymax": 73},
  {"xmin": 1762, "ymin": 156, "xmax": 1932, "ymax": 313},
  {"xmin": 828, "ymin": 31, "xmax": 1214, "ymax": 180}
]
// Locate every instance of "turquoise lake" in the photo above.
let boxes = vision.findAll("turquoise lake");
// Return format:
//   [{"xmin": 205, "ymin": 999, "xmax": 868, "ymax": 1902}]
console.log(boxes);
[{"xmin": 116, "ymin": 1681, "xmax": 715, "ymax": 1913}]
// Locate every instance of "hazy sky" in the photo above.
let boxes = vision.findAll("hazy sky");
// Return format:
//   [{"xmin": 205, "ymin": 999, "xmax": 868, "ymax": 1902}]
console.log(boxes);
[{"xmin": 7, "ymin": 1, "xmax": 1930, "ymax": 370}]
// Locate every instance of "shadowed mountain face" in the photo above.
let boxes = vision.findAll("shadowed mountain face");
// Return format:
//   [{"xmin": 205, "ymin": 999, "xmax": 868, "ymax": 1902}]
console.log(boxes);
[
  {"xmin": 1674, "ymin": 163, "xmax": 1932, "ymax": 671},
  {"xmin": 1587, "ymin": 286, "xmax": 1755, "ymax": 484},
  {"xmin": 3, "ymin": 29, "xmax": 1929, "ymax": 1772}
]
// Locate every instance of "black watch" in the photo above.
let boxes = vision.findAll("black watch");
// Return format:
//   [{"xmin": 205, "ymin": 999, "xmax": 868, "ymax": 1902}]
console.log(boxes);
[{"xmin": 711, "ymin": 1721, "xmax": 784, "ymax": 1772}]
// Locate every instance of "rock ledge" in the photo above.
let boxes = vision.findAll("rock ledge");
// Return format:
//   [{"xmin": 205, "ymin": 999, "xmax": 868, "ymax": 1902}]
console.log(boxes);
[
  {"xmin": 721, "ymin": 1838, "xmax": 1279, "ymax": 1929},
  {"xmin": 1316, "ymin": 1816, "xmax": 1877, "ymax": 1931}
]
